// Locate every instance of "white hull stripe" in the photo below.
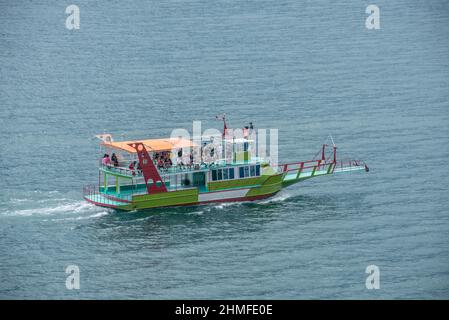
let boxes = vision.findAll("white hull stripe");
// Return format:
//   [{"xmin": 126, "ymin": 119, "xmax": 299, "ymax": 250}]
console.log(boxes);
[{"xmin": 199, "ymin": 188, "xmax": 250, "ymax": 202}]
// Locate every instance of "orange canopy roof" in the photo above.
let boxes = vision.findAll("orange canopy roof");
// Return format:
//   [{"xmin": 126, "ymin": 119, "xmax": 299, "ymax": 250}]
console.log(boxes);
[{"xmin": 102, "ymin": 137, "xmax": 197, "ymax": 153}]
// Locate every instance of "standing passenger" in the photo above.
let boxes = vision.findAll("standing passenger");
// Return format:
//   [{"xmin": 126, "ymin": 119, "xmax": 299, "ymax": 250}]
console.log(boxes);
[
  {"xmin": 129, "ymin": 161, "xmax": 136, "ymax": 176},
  {"xmin": 111, "ymin": 153, "xmax": 119, "ymax": 167},
  {"xmin": 102, "ymin": 154, "xmax": 111, "ymax": 166}
]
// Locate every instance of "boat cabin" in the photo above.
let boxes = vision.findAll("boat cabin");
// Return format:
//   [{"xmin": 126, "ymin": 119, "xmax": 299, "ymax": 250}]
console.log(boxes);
[{"xmin": 96, "ymin": 135, "xmax": 265, "ymax": 201}]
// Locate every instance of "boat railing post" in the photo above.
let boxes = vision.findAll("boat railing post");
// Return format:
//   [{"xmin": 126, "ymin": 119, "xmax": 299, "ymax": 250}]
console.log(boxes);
[
  {"xmin": 296, "ymin": 162, "xmax": 304, "ymax": 179},
  {"xmin": 311, "ymin": 164, "xmax": 317, "ymax": 176},
  {"xmin": 333, "ymin": 146, "xmax": 337, "ymax": 164}
]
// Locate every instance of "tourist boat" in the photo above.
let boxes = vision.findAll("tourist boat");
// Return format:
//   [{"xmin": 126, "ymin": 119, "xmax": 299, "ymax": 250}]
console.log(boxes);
[{"xmin": 83, "ymin": 119, "xmax": 369, "ymax": 210}]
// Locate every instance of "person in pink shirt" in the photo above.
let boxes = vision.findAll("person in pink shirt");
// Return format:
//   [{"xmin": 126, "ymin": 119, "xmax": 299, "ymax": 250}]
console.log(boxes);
[{"xmin": 101, "ymin": 154, "xmax": 111, "ymax": 166}]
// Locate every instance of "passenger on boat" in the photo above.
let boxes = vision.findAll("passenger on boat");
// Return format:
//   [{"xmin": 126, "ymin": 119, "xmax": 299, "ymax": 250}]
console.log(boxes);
[
  {"xmin": 249, "ymin": 122, "xmax": 254, "ymax": 135},
  {"xmin": 176, "ymin": 157, "xmax": 184, "ymax": 168},
  {"xmin": 111, "ymin": 153, "xmax": 119, "ymax": 167},
  {"xmin": 129, "ymin": 161, "xmax": 136, "ymax": 176},
  {"xmin": 102, "ymin": 154, "xmax": 111, "ymax": 166},
  {"xmin": 243, "ymin": 126, "xmax": 249, "ymax": 138}
]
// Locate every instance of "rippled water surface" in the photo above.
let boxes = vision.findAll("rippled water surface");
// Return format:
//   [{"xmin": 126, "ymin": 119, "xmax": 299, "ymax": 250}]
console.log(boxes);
[{"xmin": 1, "ymin": 0, "xmax": 449, "ymax": 299}]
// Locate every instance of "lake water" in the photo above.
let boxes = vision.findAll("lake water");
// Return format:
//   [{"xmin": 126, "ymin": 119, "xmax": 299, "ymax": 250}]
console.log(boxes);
[{"xmin": 1, "ymin": 0, "xmax": 449, "ymax": 299}]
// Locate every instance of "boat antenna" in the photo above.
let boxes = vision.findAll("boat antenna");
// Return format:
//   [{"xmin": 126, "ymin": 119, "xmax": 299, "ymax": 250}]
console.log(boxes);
[
  {"xmin": 328, "ymin": 134, "xmax": 337, "ymax": 163},
  {"xmin": 329, "ymin": 134, "xmax": 335, "ymax": 147},
  {"xmin": 313, "ymin": 135, "xmax": 336, "ymax": 161}
]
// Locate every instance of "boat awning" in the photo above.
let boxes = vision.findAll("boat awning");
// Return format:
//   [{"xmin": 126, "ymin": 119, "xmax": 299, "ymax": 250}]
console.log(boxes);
[{"xmin": 102, "ymin": 137, "xmax": 197, "ymax": 153}]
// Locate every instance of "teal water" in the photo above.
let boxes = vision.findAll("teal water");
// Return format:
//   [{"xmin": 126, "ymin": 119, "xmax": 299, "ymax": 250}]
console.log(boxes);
[{"xmin": 1, "ymin": 0, "xmax": 449, "ymax": 299}]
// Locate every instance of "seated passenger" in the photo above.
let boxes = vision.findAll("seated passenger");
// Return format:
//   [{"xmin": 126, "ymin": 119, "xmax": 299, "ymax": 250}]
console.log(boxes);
[{"xmin": 176, "ymin": 157, "xmax": 183, "ymax": 168}]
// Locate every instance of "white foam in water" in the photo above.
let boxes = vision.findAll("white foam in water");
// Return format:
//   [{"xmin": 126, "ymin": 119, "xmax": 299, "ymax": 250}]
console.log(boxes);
[
  {"xmin": 258, "ymin": 192, "xmax": 292, "ymax": 204},
  {"xmin": 10, "ymin": 198, "xmax": 32, "ymax": 204},
  {"xmin": 69, "ymin": 211, "xmax": 110, "ymax": 221},
  {"xmin": 186, "ymin": 210, "xmax": 204, "ymax": 215},
  {"xmin": 213, "ymin": 202, "xmax": 242, "ymax": 210},
  {"xmin": 1, "ymin": 200, "xmax": 102, "ymax": 218},
  {"xmin": 47, "ymin": 210, "xmax": 111, "ymax": 222}
]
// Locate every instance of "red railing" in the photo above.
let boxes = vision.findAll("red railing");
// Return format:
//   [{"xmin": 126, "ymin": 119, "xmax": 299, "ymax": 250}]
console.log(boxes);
[
  {"xmin": 275, "ymin": 158, "xmax": 368, "ymax": 177},
  {"xmin": 275, "ymin": 159, "xmax": 336, "ymax": 173}
]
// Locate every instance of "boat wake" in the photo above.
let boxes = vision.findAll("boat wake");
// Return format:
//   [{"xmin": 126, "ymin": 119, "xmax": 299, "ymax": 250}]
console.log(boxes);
[
  {"xmin": 257, "ymin": 191, "xmax": 293, "ymax": 204},
  {"xmin": 50, "ymin": 210, "xmax": 110, "ymax": 221},
  {"xmin": 212, "ymin": 202, "xmax": 243, "ymax": 210},
  {"xmin": 1, "ymin": 198, "xmax": 110, "ymax": 220}
]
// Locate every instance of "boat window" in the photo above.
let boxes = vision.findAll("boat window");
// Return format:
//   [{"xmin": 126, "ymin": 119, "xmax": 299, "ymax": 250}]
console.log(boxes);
[
  {"xmin": 223, "ymin": 168, "xmax": 228, "ymax": 180},
  {"xmin": 250, "ymin": 165, "xmax": 256, "ymax": 177},
  {"xmin": 239, "ymin": 167, "xmax": 244, "ymax": 178},
  {"xmin": 212, "ymin": 168, "xmax": 236, "ymax": 181}
]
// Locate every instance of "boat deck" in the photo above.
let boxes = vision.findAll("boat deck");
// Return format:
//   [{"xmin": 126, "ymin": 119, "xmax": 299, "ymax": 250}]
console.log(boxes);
[
  {"xmin": 84, "ymin": 193, "xmax": 129, "ymax": 207},
  {"xmin": 99, "ymin": 183, "xmax": 208, "ymax": 199},
  {"xmin": 283, "ymin": 168, "xmax": 329, "ymax": 181},
  {"xmin": 281, "ymin": 161, "xmax": 367, "ymax": 185}
]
